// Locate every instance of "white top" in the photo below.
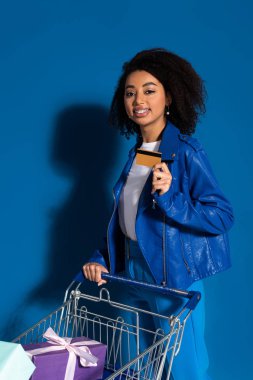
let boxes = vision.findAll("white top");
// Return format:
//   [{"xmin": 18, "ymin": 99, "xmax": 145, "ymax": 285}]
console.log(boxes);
[{"xmin": 118, "ymin": 140, "xmax": 161, "ymax": 241}]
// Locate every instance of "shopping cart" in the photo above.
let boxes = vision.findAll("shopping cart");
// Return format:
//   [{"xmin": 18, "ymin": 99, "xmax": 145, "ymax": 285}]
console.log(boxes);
[{"xmin": 13, "ymin": 272, "xmax": 201, "ymax": 380}]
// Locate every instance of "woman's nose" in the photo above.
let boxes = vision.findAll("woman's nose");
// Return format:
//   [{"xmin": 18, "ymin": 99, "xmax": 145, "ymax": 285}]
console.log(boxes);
[{"xmin": 133, "ymin": 92, "xmax": 144, "ymax": 105}]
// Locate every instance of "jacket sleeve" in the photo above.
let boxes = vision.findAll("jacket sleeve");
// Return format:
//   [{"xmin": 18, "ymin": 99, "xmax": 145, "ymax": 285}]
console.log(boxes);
[
  {"xmin": 86, "ymin": 237, "xmax": 109, "ymax": 269},
  {"xmin": 153, "ymin": 147, "xmax": 234, "ymax": 235}
]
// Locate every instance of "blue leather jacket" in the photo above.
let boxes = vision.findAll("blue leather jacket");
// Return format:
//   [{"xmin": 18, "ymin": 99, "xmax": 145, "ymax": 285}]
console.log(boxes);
[{"xmin": 89, "ymin": 121, "xmax": 234, "ymax": 289}]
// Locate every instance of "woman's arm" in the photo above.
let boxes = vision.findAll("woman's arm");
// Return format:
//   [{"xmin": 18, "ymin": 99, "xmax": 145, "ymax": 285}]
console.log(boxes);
[{"xmin": 153, "ymin": 148, "xmax": 234, "ymax": 235}]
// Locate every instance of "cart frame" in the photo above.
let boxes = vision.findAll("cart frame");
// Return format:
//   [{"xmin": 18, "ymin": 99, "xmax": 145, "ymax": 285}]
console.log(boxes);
[{"xmin": 13, "ymin": 272, "xmax": 201, "ymax": 380}]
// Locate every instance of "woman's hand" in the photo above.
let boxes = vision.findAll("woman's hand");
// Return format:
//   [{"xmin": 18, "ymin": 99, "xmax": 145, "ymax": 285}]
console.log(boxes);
[
  {"xmin": 151, "ymin": 162, "xmax": 172, "ymax": 196},
  {"xmin": 82, "ymin": 262, "xmax": 109, "ymax": 286}
]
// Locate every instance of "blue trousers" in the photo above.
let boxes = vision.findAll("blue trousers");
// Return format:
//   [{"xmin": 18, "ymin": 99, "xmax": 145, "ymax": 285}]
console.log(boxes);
[{"xmin": 123, "ymin": 238, "xmax": 211, "ymax": 380}]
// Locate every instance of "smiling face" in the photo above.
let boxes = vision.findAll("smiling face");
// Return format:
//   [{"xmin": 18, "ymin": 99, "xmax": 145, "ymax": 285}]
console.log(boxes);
[{"xmin": 124, "ymin": 70, "xmax": 171, "ymax": 141}]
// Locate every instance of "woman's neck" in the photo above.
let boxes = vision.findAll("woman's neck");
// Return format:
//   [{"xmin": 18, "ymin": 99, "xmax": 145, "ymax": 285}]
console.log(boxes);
[{"xmin": 140, "ymin": 124, "xmax": 165, "ymax": 143}]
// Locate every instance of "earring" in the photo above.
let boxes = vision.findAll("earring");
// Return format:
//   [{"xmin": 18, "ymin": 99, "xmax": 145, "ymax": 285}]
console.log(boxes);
[{"xmin": 166, "ymin": 106, "xmax": 170, "ymax": 116}]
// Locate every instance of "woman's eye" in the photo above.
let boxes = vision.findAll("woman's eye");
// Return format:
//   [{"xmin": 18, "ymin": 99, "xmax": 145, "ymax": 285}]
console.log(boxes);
[
  {"xmin": 125, "ymin": 89, "xmax": 155, "ymax": 97},
  {"xmin": 145, "ymin": 90, "xmax": 155, "ymax": 94},
  {"xmin": 125, "ymin": 91, "xmax": 135, "ymax": 97}
]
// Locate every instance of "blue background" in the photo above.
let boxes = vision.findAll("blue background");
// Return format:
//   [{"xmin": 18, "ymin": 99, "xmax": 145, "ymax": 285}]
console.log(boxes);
[{"xmin": 0, "ymin": 1, "xmax": 252, "ymax": 379}]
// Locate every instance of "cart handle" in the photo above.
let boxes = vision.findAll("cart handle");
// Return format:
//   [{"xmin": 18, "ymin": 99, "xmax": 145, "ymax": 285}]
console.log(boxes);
[{"xmin": 74, "ymin": 271, "xmax": 201, "ymax": 311}]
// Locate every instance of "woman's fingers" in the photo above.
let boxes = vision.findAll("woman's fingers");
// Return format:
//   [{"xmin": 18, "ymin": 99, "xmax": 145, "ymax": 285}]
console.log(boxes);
[
  {"xmin": 83, "ymin": 263, "xmax": 92, "ymax": 281},
  {"xmin": 153, "ymin": 162, "xmax": 170, "ymax": 173},
  {"xmin": 152, "ymin": 163, "xmax": 172, "ymax": 195},
  {"xmin": 152, "ymin": 179, "xmax": 172, "ymax": 194},
  {"xmin": 152, "ymin": 178, "xmax": 169, "ymax": 187},
  {"xmin": 97, "ymin": 278, "xmax": 107, "ymax": 286},
  {"xmin": 151, "ymin": 182, "xmax": 171, "ymax": 195},
  {"xmin": 82, "ymin": 263, "xmax": 108, "ymax": 286}
]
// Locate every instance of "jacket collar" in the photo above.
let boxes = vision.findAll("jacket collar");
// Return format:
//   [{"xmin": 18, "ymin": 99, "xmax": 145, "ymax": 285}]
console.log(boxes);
[
  {"xmin": 128, "ymin": 120, "xmax": 180, "ymax": 161},
  {"xmin": 159, "ymin": 121, "xmax": 180, "ymax": 161}
]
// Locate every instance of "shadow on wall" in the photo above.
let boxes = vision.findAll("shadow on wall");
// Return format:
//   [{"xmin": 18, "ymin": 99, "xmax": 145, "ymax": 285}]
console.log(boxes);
[
  {"xmin": 36, "ymin": 104, "xmax": 120, "ymax": 296},
  {"xmin": 5, "ymin": 104, "xmax": 123, "ymax": 340}
]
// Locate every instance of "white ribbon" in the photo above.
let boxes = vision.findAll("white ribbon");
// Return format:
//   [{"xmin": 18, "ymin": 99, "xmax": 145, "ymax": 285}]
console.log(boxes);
[{"xmin": 26, "ymin": 327, "xmax": 100, "ymax": 380}]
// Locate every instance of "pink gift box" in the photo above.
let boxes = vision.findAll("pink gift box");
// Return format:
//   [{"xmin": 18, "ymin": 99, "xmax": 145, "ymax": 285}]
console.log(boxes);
[{"xmin": 23, "ymin": 336, "xmax": 107, "ymax": 380}]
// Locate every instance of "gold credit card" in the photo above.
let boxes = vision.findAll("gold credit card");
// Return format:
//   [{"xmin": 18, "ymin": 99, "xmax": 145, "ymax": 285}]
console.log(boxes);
[{"xmin": 136, "ymin": 149, "xmax": 162, "ymax": 167}]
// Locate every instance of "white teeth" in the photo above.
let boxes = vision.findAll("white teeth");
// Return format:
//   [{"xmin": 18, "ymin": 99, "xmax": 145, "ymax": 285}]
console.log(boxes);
[{"xmin": 134, "ymin": 109, "xmax": 149, "ymax": 114}]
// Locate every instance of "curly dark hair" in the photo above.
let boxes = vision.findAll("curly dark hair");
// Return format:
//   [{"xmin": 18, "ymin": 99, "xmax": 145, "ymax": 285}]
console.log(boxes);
[{"xmin": 109, "ymin": 48, "xmax": 207, "ymax": 138}]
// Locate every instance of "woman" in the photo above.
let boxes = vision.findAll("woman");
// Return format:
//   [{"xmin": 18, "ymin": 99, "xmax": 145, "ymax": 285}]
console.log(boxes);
[{"xmin": 83, "ymin": 48, "xmax": 234, "ymax": 379}]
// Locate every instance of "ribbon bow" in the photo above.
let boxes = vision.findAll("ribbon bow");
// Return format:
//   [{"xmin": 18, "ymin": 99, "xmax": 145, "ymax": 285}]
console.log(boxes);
[{"xmin": 26, "ymin": 327, "xmax": 99, "ymax": 380}]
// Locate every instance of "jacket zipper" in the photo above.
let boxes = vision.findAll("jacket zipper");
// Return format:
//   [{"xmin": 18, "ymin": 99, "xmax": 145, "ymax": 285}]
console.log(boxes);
[{"xmin": 162, "ymin": 213, "xmax": 167, "ymax": 286}]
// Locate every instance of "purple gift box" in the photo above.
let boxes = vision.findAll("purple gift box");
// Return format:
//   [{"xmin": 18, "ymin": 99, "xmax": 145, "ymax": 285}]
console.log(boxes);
[{"xmin": 23, "ymin": 336, "xmax": 107, "ymax": 380}]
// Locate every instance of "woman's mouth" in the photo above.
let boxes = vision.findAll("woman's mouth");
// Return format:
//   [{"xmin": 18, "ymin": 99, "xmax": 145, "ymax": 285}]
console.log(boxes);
[{"xmin": 133, "ymin": 108, "xmax": 150, "ymax": 117}]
